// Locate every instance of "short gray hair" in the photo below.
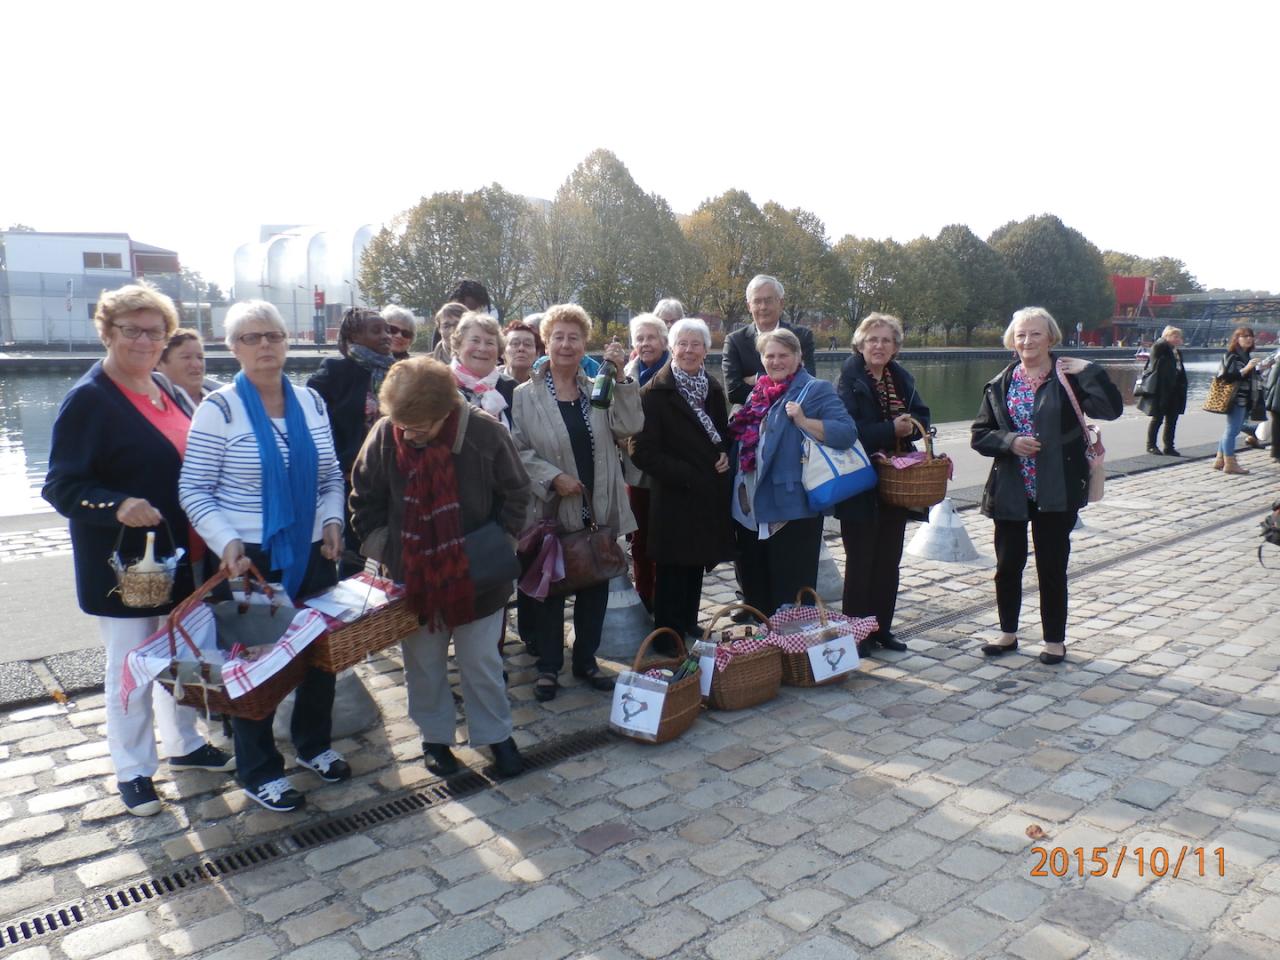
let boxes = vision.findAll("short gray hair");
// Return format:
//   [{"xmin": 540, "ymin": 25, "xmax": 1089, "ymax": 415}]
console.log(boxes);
[
  {"xmin": 225, "ymin": 300, "xmax": 287, "ymax": 348},
  {"xmin": 756, "ymin": 327, "xmax": 801, "ymax": 356},
  {"xmin": 451, "ymin": 310, "xmax": 505, "ymax": 355},
  {"xmin": 668, "ymin": 317, "xmax": 711, "ymax": 349},
  {"xmin": 381, "ymin": 304, "xmax": 415, "ymax": 329},
  {"xmin": 653, "ymin": 298, "xmax": 685, "ymax": 323},
  {"xmin": 852, "ymin": 312, "xmax": 904, "ymax": 352},
  {"xmin": 629, "ymin": 312, "xmax": 668, "ymax": 345},
  {"xmin": 1003, "ymin": 307, "xmax": 1063, "ymax": 350},
  {"xmin": 746, "ymin": 274, "xmax": 785, "ymax": 303}
]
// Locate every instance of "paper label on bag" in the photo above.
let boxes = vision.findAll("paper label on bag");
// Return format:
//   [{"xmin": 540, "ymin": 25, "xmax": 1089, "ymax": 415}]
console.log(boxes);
[
  {"xmin": 608, "ymin": 671, "xmax": 666, "ymax": 739},
  {"xmin": 304, "ymin": 579, "xmax": 391, "ymax": 622},
  {"xmin": 698, "ymin": 656, "xmax": 715, "ymax": 696},
  {"xmin": 806, "ymin": 635, "xmax": 860, "ymax": 682}
]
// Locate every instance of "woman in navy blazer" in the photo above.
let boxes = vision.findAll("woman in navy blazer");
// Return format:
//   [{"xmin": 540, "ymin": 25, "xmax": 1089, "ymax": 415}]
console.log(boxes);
[{"xmin": 729, "ymin": 328, "xmax": 856, "ymax": 613}]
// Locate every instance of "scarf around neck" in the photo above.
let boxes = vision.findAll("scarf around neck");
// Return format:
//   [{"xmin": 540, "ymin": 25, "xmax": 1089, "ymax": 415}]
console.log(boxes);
[
  {"xmin": 634, "ymin": 351, "xmax": 668, "ymax": 387},
  {"xmin": 394, "ymin": 409, "xmax": 476, "ymax": 630},
  {"xmin": 729, "ymin": 372, "xmax": 795, "ymax": 473},
  {"xmin": 348, "ymin": 344, "xmax": 396, "ymax": 395},
  {"xmin": 233, "ymin": 372, "xmax": 318, "ymax": 597},
  {"xmin": 672, "ymin": 364, "xmax": 721, "ymax": 445},
  {"xmin": 451, "ymin": 359, "xmax": 509, "ymax": 423}
]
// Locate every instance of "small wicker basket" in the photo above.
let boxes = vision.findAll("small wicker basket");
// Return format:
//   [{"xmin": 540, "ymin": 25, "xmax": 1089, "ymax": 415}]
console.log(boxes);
[
  {"xmin": 700, "ymin": 604, "xmax": 781, "ymax": 711},
  {"xmin": 618, "ymin": 627, "xmax": 703, "ymax": 744},
  {"xmin": 875, "ymin": 416, "xmax": 950, "ymax": 510},
  {"xmin": 775, "ymin": 588, "xmax": 853, "ymax": 688},
  {"xmin": 310, "ymin": 596, "xmax": 420, "ymax": 673},
  {"xmin": 110, "ymin": 523, "xmax": 179, "ymax": 609}
]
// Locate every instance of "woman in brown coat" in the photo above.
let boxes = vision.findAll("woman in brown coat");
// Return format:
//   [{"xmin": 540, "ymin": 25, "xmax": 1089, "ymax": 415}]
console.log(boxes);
[{"xmin": 631, "ymin": 318, "xmax": 734, "ymax": 652}]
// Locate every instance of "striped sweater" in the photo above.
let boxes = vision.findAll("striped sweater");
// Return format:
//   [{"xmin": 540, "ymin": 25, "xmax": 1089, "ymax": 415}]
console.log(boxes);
[{"xmin": 179, "ymin": 383, "xmax": 345, "ymax": 559}]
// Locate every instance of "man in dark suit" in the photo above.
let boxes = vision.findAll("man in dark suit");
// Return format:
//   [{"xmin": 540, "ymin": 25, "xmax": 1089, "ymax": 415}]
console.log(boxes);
[{"xmin": 722, "ymin": 274, "xmax": 816, "ymax": 405}]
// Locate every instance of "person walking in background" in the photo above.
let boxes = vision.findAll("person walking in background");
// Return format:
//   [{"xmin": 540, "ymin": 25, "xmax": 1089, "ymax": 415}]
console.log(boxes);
[
  {"xmin": 971, "ymin": 307, "xmax": 1122, "ymax": 666},
  {"xmin": 835, "ymin": 313, "xmax": 931, "ymax": 655},
  {"xmin": 722, "ymin": 275, "xmax": 816, "ymax": 405},
  {"xmin": 1138, "ymin": 325, "xmax": 1188, "ymax": 456},
  {"xmin": 1212, "ymin": 326, "xmax": 1263, "ymax": 475},
  {"xmin": 380, "ymin": 305, "xmax": 417, "ymax": 360}
]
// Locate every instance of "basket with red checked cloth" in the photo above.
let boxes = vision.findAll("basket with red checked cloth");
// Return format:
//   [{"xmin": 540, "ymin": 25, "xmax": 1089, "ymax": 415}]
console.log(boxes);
[
  {"xmin": 123, "ymin": 564, "xmax": 326, "ymax": 721},
  {"xmin": 765, "ymin": 587, "xmax": 877, "ymax": 687},
  {"xmin": 303, "ymin": 573, "xmax": 418, "ymax": 673},
  {"xmin": 697, "ymin": 603, "xmax": 782, "ymax": 710}
]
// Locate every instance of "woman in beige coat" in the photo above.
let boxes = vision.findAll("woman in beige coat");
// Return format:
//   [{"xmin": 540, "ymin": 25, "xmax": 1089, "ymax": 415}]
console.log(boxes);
[{"xmin": 511, "ymin": 304, "xmax": 642, "ymax": 702}]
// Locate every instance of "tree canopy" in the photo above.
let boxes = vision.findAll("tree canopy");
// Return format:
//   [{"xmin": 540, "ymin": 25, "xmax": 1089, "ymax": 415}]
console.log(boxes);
[{"xmin": 989, "ymin": 215, "xmax": 1115, "ymax": 331}]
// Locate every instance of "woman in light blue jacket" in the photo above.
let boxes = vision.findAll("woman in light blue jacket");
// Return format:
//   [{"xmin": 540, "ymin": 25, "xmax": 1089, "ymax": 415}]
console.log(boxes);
[{"xmin": 729, "ymin": 328, "xmax": 856, "ymax": 613}]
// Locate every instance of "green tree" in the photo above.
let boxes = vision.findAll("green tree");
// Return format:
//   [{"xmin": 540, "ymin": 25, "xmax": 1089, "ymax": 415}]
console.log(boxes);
[
  {"xmin": 627, "ymin": 193, "xmax": 695, "ymax": 316},
  {"xmin": 180, "ymin": 267, "xmax": 225, "ymax": 304},
  {"xmin": 894, "ymin": 237, "xmax": 965, "ymax": 343},
  {"xmin": 988, "ymin": 214, "xmax": 1115, "ymax": 331},
  {"xmin": 528, "ymin": 197, "xmax": 584, "ymax": 310},
  {"xmin": 761, "ymin": 203, "xmax": 834, "ymax": 326},
  {"xmin": 831, "ymin": 235, "xmax": 907, "ymax": 325},
  {"xmin": 936, "ymin": 224, "xmax": 1023, "ymax": 344},
  {"xmin": 683, "ymin": 189, "xmax": 768, "ymax": 330},
  {"xmin": 360, "ymin": 191, "xmax": 470, "ymax": 314},
  {"xmin": 463, "ymin": 183, "xmax": 534, "ymax": 321}
]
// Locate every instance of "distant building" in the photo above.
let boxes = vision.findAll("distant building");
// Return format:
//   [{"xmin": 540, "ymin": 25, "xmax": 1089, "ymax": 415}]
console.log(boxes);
[{"xmin": 0, "ymin": 231, "xmax": 180, "ymax": 345}]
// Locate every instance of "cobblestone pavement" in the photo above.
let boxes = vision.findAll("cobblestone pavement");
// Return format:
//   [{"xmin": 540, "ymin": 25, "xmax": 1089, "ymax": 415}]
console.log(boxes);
[{"xmin": 2, "ymin": 450, "xmax": 1279, "ymax": 959}]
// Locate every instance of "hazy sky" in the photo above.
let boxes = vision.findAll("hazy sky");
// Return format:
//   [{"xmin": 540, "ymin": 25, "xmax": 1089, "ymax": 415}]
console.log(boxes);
[{"xmin": 6, "ymin": 1, "xmax": 1276, "ymax": 294}]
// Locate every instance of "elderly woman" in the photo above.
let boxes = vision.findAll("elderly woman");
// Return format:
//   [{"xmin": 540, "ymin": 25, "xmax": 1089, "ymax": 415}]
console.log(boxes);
[
  {"xmin": 729, "ymin": 328, "xmax": 856, "ymax": 613},
  {"xmin": 44, "ymin": 283, "xmax": 232, "ymax": 817},
  {"xmin": 1212, "ymin": 326, "xmax": 1264, "ymax": 475},
  {"xmin": 156, "ymin": 328, "xmax": 220, "ymax": 409},
  {"xmin": 511, "ymin": 304, "xmax": 640, "ymax": 702},
  {"xmin": 501, "ymin": 319, "xmax": 543, "ymax": 385},
  {"xmin": 451, "ymin": 311, "xmax": 516, "ymax": 429},
  {"xmin": 1137, "ymin": 325, "xmax": 1188, "ymax": 457},
  {"xmin": 836, "ymin": 313, "xmax": 931, "ymax": 654},
  {"xmin": 971, "ymin": 307, "xmax": 1122, "ymax": 665},
  {"xmin": 622, "ymin": 313, "xmax": 670, "ymax": 610},
  {"xmin": 430, "ymin": 301, "xmax": 467, "ymax": 363},
  {"xmin": 351, "ymin": 358, "xmax": 532, "ymax": 778},
  {"xmin": 381, "ymin": 305, "xmax": 417, "ymax": 360},
  {"xmin": 653, "ymin": 298, "xmax": 685, "ymax": 326},
  {"xmin": 632, "ymin": 318, "xmax": 733, "ymax": 650},
  {"xmin": 180, "ymin": 300, "xmax": 348, "ymax": 812}
]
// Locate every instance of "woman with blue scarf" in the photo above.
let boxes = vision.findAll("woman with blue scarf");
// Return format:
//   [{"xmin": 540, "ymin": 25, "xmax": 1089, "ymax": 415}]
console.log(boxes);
[
  {"xmin": 181, "ymin": 301, "xmax": 348, "ymax": 813},
  {"xmin": 620, "ymin": 313, "xmax": 669, "ymax": 611}
]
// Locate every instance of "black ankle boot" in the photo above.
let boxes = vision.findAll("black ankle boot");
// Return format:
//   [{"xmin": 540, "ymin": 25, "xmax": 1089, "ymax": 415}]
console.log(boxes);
[
  {"xmin": 424, "ymin": 742, "xmax": 460, "ymax": 777},
  {"xmin": 489, "ymin": 737, "xmax": 524, "ymax": 778}
]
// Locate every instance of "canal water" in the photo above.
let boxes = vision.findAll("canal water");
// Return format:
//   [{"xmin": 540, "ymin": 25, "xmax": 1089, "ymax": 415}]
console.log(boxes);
[{"xmin": 0, "ymin": 355, "xmax": 1219, "ymax": 518}]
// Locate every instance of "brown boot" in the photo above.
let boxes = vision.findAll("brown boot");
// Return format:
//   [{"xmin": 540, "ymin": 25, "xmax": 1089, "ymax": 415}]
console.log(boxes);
[
  {"xmin": 1223, "ymin": 456, "xmax": 1250, "ymax": 475},
  {"xmin": 1212, "ymin": 453, "xmax": 1225, "ymax": 470}
]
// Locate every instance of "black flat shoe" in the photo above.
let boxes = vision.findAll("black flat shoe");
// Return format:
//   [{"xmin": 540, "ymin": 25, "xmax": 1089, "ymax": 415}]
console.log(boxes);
[
  {"xmin": 1163, "ymin": 448, "xmax": 1182, "ymax": 457},
  {"xmin": 489, "ymin": 737, "xmax": 524, "ymax": 778},
  {"xmin": 876, "ymin": 634, "xmax": 908, "ymax": 652},
  {"xmin": 1145, "ymin": 446, "xmax": 1162, "ymax": 455},
  {"xmin": 981, "ymin": 639, "xmax": 1019, "ymax": 657},
  {"xmin": 423, "ymin": 742, "xmax": 460, "ymax": 777},
  {"xmin": 1039, "ymin": 650, "xmax": 1066, "ymax": 665},
  {"xmin": 534, "ymin": 674, "xmax": 559, "ymax": 702}
]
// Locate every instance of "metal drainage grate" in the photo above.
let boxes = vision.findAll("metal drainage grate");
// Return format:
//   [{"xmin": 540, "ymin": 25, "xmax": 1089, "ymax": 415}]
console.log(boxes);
[{"xmin": 0, "ymin": 727, "xmax": 614, "ymax": 952}]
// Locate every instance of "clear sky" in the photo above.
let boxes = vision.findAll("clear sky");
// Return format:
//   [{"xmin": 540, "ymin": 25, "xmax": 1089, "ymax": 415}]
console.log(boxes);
[{"xmin": 6, "ymin": 0, "xmax": 1276, "ymax": 294}]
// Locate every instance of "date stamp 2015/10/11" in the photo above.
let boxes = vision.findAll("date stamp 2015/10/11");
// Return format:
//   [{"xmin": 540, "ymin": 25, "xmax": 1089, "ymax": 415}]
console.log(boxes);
[{"xmin": 1030, "ymin": 846, "xmax": 1225, "ymax": 879}]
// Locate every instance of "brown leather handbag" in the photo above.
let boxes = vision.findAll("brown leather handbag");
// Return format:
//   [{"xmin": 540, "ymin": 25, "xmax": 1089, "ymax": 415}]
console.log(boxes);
[{"xmin": 552, "ymin": 499, "xmax": 626, "ymax": 596}]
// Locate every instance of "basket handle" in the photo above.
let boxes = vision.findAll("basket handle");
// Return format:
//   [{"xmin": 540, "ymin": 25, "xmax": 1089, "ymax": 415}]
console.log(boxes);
[
  {"xmin": 893, "ymin": 416, "xmax": 935, "ymax": 458},
  {"xmin": 632, "ymin": 628, "xmax": 688, "ymax": 671},
  {"xmin": 701, "ymin": 603, "xmax": 774, "ymax": 644},
  {"xmin": 793, "ymin": 586, "xmax": 830, "ymax": 626},
  {"xmin": 165, "ymin": 561, "xmax": 272, "ymax": 662},
  {"xmin": 113, "ymin": 518, "xmax": 179, "ymax": 561}
]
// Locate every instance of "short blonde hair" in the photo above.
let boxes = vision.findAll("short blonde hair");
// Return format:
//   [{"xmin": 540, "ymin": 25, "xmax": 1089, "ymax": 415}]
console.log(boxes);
[
  {"xmin": 1161, "ymin": 325, "xmax": 1183, "ymax": 340},
  {"xmin": 1003, "ymin": 307, "xmax": 1063, "ymax": 350},
  {"xmin": 852, "ymin": 313, "xmax": 904, "ymax": 353},
  {"xmin": 539, "ymin": 303, "xmax": 592, "ymax": 345},
  {"xmin": 93, "ymin": 282, "xmax": 179, "ymax": 342},
  {"xmin": 450, "ymin": 310, "xmax": 505, "ymax": 355},
  {"xmin": 379, "ymin": 357, "xmax": 463, "ymax": 425},
  {"xmin": 756, "ymin": 327, "xmax": 802, "ymax": 357},
  {"xmin": 434, "ymin": 301, "xmax": 467, "ymax": 330}
]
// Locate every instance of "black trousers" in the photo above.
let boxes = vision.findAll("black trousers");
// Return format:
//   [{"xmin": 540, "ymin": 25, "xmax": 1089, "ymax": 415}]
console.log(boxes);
[
  {"xmin": 993, "ymin": 502, "xmax": 1077, "ymax": 646},
  {"xmin": 734, "ymin": 516, "xmax": 823, "ymax": 614},
  {"xmin": 654, "ymin": 564, "xmax": 705, "ymax": 640},
  {"xmin": 226, "ymin": 542, "xmax": 338, "ymax": 790},
  {"xmin": 1146, "ymin": 414, "xmax": 1179, "ymax": 451},
  {"xmin": 840, "ymin": 504, "xmax": 909, "ymax": 639},
  {"xmin": 531, "ymin": 580, "xmax": 609, "ymax": 676},
  {"xmin": 1271, "ymin": 412, "xmax": 1280, "ymax": 460}
]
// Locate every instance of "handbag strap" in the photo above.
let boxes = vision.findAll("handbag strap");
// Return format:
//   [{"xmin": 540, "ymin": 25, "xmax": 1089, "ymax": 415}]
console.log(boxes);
[{"xmin": 1054, "ymin": 363, "xmax": 1091, "ymax": 435}]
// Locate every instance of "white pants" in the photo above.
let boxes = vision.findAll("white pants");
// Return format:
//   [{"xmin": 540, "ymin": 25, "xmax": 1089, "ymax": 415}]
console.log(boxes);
[
  {"xmin": 100, "ymin": 616, "xmax": 205, "ymax": 782},
  {"xmin": 401, "ymin": 609, "xmax": 512, "ymax": 746}
]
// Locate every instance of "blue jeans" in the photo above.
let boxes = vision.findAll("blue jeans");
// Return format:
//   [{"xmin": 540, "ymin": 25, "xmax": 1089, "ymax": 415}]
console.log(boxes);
[{"xmin": 1218, "ymin": 404, "xmax": 1248, "ymax": 456}]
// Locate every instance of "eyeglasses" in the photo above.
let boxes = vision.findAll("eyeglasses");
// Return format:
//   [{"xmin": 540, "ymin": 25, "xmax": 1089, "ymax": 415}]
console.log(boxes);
[
  {"xmin": 237, "ymin": 331, "xmax": 287, "ymax": 346},
  {"xmin": 385, "ymin": 325, "xmax": 411, "ymax": 338},
  {"xmin": 113, "ymin": 324, "xmax": 167, "ymax": 342}
]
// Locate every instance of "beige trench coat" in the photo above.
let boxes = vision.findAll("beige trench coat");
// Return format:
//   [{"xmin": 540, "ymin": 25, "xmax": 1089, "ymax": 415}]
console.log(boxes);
[{"xmin": 511, "ymin": 370, "xmax": 643, "ymax": 536}]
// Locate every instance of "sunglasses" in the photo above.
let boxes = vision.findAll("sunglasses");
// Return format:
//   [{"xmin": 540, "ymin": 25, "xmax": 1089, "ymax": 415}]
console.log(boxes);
[{"xmin": 386, "ymin": 325, "xmax": 412, "ymax": 338}]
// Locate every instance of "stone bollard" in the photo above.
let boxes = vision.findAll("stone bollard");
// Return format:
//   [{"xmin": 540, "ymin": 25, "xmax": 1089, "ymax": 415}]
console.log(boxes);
[
  {"xmin": 595, "ymin": 572, "xmax": 654, "ymax": 661},
  {"xmin": 816, "ymin": 539, "xmax": 845, "ymax": 605},
  {"xmin": 905, "ymin": 498, "xmax": 982, "ymax": 563}
]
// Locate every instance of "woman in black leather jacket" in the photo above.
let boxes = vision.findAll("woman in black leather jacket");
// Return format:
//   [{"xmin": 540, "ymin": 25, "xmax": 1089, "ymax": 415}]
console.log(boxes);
[{"xmin": 1212, "ymin": 327, "xmax": 1263, "ymax": 475}]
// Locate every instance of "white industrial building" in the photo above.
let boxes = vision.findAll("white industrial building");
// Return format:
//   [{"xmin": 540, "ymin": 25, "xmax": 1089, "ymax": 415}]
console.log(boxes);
[{"xmin": 0, "ymin": 231, "xmax": 181, "ymax": 345}]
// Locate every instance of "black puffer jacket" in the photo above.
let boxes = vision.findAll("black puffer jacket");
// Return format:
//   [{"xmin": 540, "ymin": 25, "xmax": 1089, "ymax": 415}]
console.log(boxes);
[{"xmin": 1136, "ymin": 337, "xmax": 1187, "ymax": 417}]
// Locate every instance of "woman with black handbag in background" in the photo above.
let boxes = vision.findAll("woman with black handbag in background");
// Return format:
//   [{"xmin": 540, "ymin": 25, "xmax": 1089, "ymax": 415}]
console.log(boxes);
[{"xmin": 1136, "ymin": 325, "xmax": 1188, "ymax": 456}]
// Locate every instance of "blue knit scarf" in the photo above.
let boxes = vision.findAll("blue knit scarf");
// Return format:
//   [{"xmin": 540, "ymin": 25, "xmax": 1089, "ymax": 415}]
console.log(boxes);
[{"xmin": 234, "ymin": 372, "xmax": 318, "ymax": 596}]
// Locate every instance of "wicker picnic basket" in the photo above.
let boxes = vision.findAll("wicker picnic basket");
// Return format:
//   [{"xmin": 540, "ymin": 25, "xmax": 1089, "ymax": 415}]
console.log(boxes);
[
  {"xmin": 110, "ymin": 521, "xmax": 179, "ymax": 609},
  {"xmin": 775, "ymin": 588, "xmax": 853, "ymax": 688},
  {"xmin": 622, "ymin": 627, "xmax": 703, "ymax": 744},
  {"xmin": 309, "ymin": 592, "xmax": 420, "ymax": 673},
  {"xmin": 158, "ymin": 565, "xmax": 309, "ymax": 721},
  {"xmin": 875, "ymin": 416, "xmax": 950, "ymax": 510},
  {"xmin": 701, "ymin": 603, "xmax": 781, "ymax": 711}
]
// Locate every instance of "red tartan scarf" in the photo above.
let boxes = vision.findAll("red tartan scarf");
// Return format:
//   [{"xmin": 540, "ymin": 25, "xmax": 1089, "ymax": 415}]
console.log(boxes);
[
  {"xmin": 394, "ymin": 409, "xmax": 475, "ymax": 630},
  {"xmin": 729, "ymin": 373, "xmax": 795, "ymax": 472}
]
